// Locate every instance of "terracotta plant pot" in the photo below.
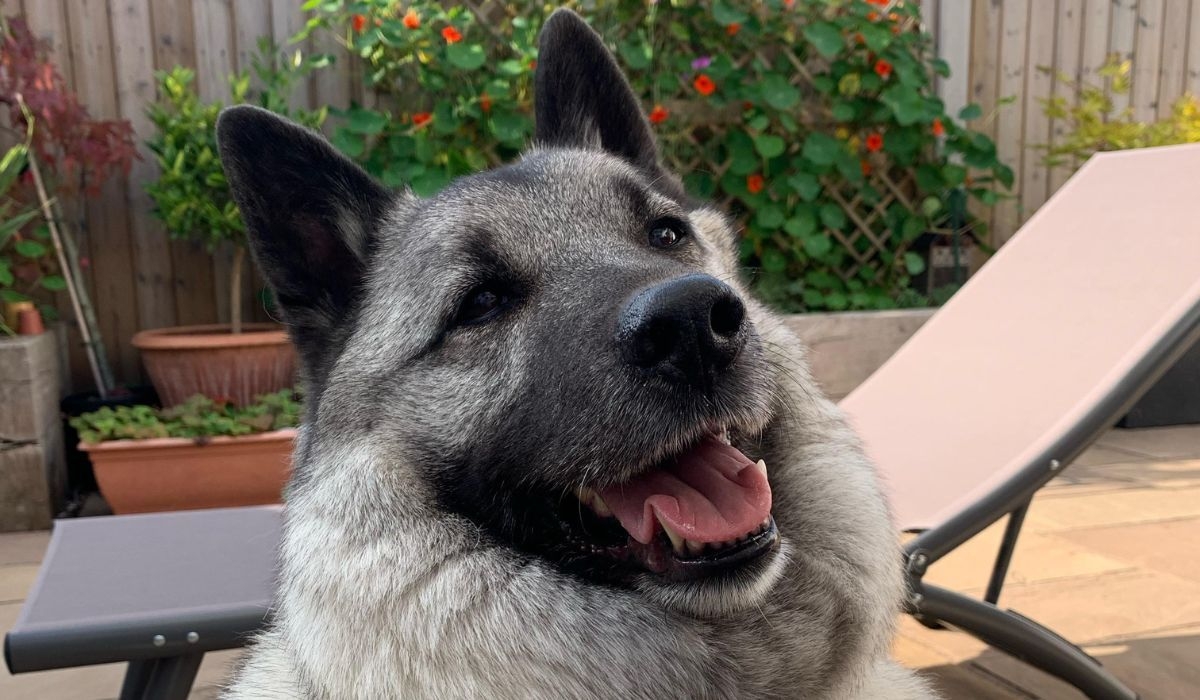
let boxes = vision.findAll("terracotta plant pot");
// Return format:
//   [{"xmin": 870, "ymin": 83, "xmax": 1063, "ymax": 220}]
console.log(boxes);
[
  {"xmin": 80, "ymin": 429, "xmax": 295, "ymax": 514},
  {"xmin": 131, "ymin": 323, "xmax": 296, "ymax": 407}
]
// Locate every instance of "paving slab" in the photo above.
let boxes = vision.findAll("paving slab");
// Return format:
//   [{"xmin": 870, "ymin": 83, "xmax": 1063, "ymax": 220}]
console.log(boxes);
[
  {"xmin": 0, "ymin": 530, "xmax": 49, "ymax": 567},
  {"xmin": 1098, "ymin": 426, "xmax": 1200, "ymax": 460},
  {"xmin": 0, "ymin": 563, "xmax": 39, "ymax": 604},
  {"xmin": 1028, "ymin": 486, "xmax": 1200, "ymax": 532},
  {"xmin": 1058, "ymin": 517, "xmax": 1200, "ymax": 582}
]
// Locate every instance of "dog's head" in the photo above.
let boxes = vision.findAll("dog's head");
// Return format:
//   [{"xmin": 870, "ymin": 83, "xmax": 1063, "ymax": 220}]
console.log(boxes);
[{"xmin": 219, "ymin": 9, "xmax": 799, "ymax": 616}]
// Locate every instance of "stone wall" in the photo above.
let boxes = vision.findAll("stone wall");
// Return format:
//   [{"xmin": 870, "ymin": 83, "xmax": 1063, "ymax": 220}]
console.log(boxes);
[{"xmin": 0, "ymin": 334, "xmax": 63, "ymax": 531}]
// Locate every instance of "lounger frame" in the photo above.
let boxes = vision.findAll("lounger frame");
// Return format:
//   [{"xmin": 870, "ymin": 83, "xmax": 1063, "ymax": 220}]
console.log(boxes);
[{"xmin": 899, "ymin": 301, "xmax": 1200, "ymax": 700}]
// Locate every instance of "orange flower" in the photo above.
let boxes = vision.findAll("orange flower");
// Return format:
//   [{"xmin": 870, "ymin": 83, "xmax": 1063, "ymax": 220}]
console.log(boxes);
[
  {"xmin": 726, "ymin": 23, "xmax": 741, "ymax": 36},
  {"xmin": 693, "ymin": 74, "xmax": 716, "ymax": 96},
  {"xmin": 891, "ymin": 24, "xmax": 900, "ymax": 35},
  {"xmin": 480, "ymin": 94, "xmax": 492, "ymax": 113},
  {"xmin": 783, "ymin": 0, "xmax": 795, "ymax": 7},
  {"xmin": 888, "ymin": 12, "xmax": 899, "ymax": 21},
  {"xmin": 855, "ymin": 32, "xmax": 865, "ymax": 45},
  {"xmin": 648, "ymin": 104, "xmax": 669, "ymax": 124},
  {"xmin": 528, "ymin": 59, "xmax": 537, "ymax": 70},
  {"xmin": 867, "ymin": 11, "xmax": 879, "ymax": 21},
  {"xmin": 861, "ymin": 160, "xmax": 872, "ymax": 176},
  {"xmin": 865, "ymin": 133, "xmax": 884, "ymax": 152},
  {"xmin": 747, "ymin": 174, "xmax": 765, "ymax": 194},
  {"xmin": 442, "ymin": 26, "xmax": 462, "ymax": 43},
  {"xmin": 932, "ymin": 118, "xmax": 945, "ymax": 136},
  {"xmin": 403, "ymin": 8, "xmax": 420, "ymax": 29},
  {"xmin": 874, "ymin": 59, "xmax": 893, "ymax": 79},
  {"xmin": 351, "ymin": 14, "xmax": 367, "ymax": 33},
  {"xmin": 867, "ymin": 0, "xmax": 889, "ymax": 5},
  {"xmin": 412, "ymin": 112, "xmax": 432, "ymax": 127}
]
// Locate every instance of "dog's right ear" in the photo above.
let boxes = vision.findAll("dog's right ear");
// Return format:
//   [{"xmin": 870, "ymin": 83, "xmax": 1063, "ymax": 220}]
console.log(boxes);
[{"xmin": 217, "ymin": 105, "xmax": 391, "ymax": 382}]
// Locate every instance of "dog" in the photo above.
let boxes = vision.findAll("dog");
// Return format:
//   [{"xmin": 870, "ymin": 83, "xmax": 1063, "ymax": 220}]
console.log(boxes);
[{"xmin": 216, "ymin": 9, "xmax": 934, "ymax": 699}]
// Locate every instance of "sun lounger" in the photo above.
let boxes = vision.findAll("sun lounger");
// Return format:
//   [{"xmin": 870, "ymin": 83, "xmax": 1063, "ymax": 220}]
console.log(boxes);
[
  {"xmin": 840, "ymin": 143, "xmax": 1200, "ymax": 700},
  {"xmin": 3, "ymin": 506, "xmax": 279, "ymax": 699}
]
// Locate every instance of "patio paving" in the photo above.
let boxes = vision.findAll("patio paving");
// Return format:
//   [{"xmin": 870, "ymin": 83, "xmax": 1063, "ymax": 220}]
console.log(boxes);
[{"xmin": 2, "ymin": 425, "xmax": 1199, "ymax": 698}]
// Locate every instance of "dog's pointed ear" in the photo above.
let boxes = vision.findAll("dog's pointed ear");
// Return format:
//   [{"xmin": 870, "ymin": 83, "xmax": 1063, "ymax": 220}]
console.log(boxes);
[
  {"xmin": 535, "ymin": 9, "xmax": 681, "ymax": 197},
  {"xmin": 217, "ymin": 105, "xmax": 391, "ymax": 383}
]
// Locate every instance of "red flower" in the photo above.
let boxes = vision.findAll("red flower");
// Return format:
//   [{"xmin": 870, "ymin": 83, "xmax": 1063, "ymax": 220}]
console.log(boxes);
[
  {"xmin": 742, "ymin": 101, "xmax": 754, "ymax": 111},
  {"xmin": 412, "ymin": 112, "xmax": 432, "ymax": 127},
  {"xmin": 726, "ymin": 23, "xmax": 741, "ymax": 36},
  {"xmin": 783, "ymin": 0, "xmax": 796, "ymax": 7},
  {"xmin": 648, "ymin": 104, "xmax": 669, "ymax": 124},
  {"xmin": 855, "ymin": 32, "xmax": 865, "ymax": 45},
  {"xmin": 480, "ymin": 94, "xmax": 492, "ymax": 113},
  {"xmin": 865, "ymin": 133, "xmax": 884, "ymax": 152},
  {"xmin": 867, "ymin": 0, "xmax": 889, "ymax": 6},
  {"xmin": 351, "ymin": 14, "xmax": 367, "ymax": 33},
  {"xmin": 747, "ymin": 174, "xmax": 765, "ymax": 194},
  {"xmin": 441, "ymin": 26, "xmax": 462, "ymax": 43},
  {"xmin": 861, "ymin": 160, "xmax": 872, "ymax": 176},
  {"xmin": 403, "ymin": 9, "xmax": 420, "ymax": 29},
  {"xmin": 932, "ymin": 118, "xmax": 945, "ymax": 136},
  {"xmin": 867, "ymin": 11, "xmax": 879, "ymax": 21},
  {"xmin": 874, "ymin": 59, "xmax": 893, "ymax": 79},
  {"xmin": 693, "ymin": 74, "xmax": 716, "ymax": 96},
  {"xmin": 891, "ymin": 24, "xmax": 901, "ymax": 35},
  {"xmin": 528, "ymin": 59, "xmax": 537, "ymax": 70}
]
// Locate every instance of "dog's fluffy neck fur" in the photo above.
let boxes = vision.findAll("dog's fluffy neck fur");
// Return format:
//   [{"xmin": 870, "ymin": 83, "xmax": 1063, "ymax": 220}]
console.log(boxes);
[{"xmin": 226, "ymin": 317, "xmax": 930, "ymax": 698}]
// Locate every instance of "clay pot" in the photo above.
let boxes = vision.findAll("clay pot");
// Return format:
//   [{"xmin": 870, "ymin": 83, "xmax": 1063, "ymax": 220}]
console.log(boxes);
[
  {"xmin": 131, "ymin": 323, "xmax": 296, "ymax": 407},
  {"xmin": 80, "ymin": 429, "xmax": 295, "ymax": 514}
]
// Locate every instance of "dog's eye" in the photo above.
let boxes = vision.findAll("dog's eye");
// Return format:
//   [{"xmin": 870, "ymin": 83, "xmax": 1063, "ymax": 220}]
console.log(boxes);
[
  {"xmin": 456, "ymin": 284, "xmax": 510, "ymax": 326},
  {"xmin": 648, "ymin": 220, "xmax": 687, "ymax": 249}
]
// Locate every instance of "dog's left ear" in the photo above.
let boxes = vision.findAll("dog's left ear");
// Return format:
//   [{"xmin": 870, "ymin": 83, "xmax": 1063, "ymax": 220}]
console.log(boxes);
[{"xmin": 535, "ymin": 9, "xmax": 683, "ymax": 199}]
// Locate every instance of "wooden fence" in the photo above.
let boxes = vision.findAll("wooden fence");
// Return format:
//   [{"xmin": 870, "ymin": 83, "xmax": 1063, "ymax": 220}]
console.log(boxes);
[{"xmin": 4, "ymin": 0, "xmax": 1199, "ymax": 389}]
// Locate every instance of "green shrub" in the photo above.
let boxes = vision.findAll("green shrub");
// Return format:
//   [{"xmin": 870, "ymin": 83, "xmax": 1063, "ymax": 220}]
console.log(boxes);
[
  {"xmin": 71, "ymin": 389, "xmax": 302, "ymax": 444},
  {"xmin": 299, "ymin": 0, "xmax": 1010, "ymax": 311}
]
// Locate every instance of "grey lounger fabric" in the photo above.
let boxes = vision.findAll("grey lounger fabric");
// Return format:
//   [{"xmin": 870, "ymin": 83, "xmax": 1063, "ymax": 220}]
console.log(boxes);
[{"xmin": 4, "ymin": 505, "xmax": 279, "ymax": 674}]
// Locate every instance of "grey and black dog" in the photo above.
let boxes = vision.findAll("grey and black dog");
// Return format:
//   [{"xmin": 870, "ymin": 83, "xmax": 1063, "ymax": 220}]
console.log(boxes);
[{"xmin": 216, "ymin": 9, "xmax": 934, "ymax": 699}]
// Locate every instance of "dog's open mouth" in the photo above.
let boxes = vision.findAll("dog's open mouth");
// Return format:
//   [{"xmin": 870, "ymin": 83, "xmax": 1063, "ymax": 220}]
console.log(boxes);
[{"xmin": 564, "ymin": 431, "xmax": 779, "ymax": 581}]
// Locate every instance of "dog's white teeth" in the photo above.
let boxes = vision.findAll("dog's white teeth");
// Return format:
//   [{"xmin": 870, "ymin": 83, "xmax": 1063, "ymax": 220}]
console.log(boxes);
[
  {"xmin": 659, "ymin": 518, "xmax": 687, "ymax": 555},
  {"xmin": 686, "ymin": 539, "xmax": 707, "ymax": 555},
  {"xmin": 753, "ymin": 459, "xmax": 768, "ymax": 477}
]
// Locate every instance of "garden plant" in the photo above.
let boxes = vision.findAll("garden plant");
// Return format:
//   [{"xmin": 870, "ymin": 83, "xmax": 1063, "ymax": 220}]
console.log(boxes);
[
  {"xmin": 145, "ymin": 39, "xmax": 327, "ymax": 334},
  {"xmin": 71, "ymin": 389, "xmax": 301, "ymax": 444},
  {"xmin": 299, "ymin": 0, "xmax": 1011, "ymax": 311}
]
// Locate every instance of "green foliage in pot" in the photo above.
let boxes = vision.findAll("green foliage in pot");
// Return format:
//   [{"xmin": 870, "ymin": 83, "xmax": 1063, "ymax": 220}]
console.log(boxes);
[
  {"xmin": 0, "ymin": 134, "xmax": 48, "ymax": 335},
  {"xmin": 71, "ymin": 389, "xmax": 302, "ymax": 444},
  {"xmin": 299, "ymin": 0, "xmax": 1011, "ymax": 312},
  {"xmin": 145, "ymin": 38, "xmax": 327, "ymax": 332}
]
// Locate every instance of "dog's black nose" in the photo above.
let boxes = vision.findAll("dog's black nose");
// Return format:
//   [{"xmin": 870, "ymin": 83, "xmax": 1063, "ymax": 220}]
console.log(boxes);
[{"xmin": 617, "ymin": 273, "xmax": 747, "ymax": 382}]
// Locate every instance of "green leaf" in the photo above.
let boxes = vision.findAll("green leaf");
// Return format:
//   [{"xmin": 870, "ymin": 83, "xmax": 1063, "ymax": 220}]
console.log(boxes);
[
  {"xmin": 921, "ymin": 196, "xmax": 942, "ymax": 217},
  {"xmin": 904, "ymin": 252, "xmax": 926, "ymax": 275},
  {"xmin": 447, "ymin": 43, "xmax": 486, "ymax": 70},
  {"xmin": 0, "ymin": 209, "xmax": 40, "ymax": 247},
  {"xmin": 995, "ymin": 163, "xmax": 1015, "ymax": 189},
  {"xmin": 942, "ymin": 163, "xmax": 967, "ymax": 187},
  {"xmin": 15, "ymin": 239, "xmax": 47, "ymax": 258},
  {"xmin": 879, "ymin": 84, "xmax": 927, "ymax": 125},
  {"xmin": 831, "ymin": 101, "xmax": 856, "ymax": 121},
  {"xmin": 761, "ymin": 74, "xmax": 800, "ymax": 110},
  {"xmin": 819, "ymin": 203, "xmax": 846, "ymax": 230},
  {"xmin": 756, "ymin": 204, "xmax": 785, "ymax": 229},
  {"xmin": 787, "ymin": 172, "xmax": 821, "ymax": 201},
  {"xmin": 958, "ymin": 103, "xmax": 983, "ymax": 121},
  {"xmin": 932, "ymin": 59, "xmax": 951, "ymax": 78},
  {"xmin": 726, "ymin": 131, "xmax": 758, "ymax": 175},
  {"xmin": 761, "ymin": 248, "xmax": 787, "ymax": 273},
  {"xmin": 915, "ymin": 164, "xmax": 942, "ymax": 192},
  {"xmin": 0, "ymin": 261, "xmax": 11, "ymax": 287},
  {"xmin": 803, "ymin": 233, "xmax": 833, "ymax": 259},
  {"xmin": 345, "ymin": 108, "xmax": 388, "ymax": 135},
  {"xmin": 331, "ymin": 128, "xmax": 366, "ymax": 158},
  {"xmin": 803, "ymin": 22, "xmax": 844, "ymax": 58},
  {"xmin": 784, "ymin": 210, "xmax": 817, "ymax": 238},
  {"xmin": 619, "ymin": 36, "xmax": 652, "ymax": 70},
  {"xmin": 40, "ymin": 274, "xmax": 67, "ymax": 291},
  {"xmin": 754, "ymin": 134, "xmax": 786, "ymax": 159},
  {"xmin": 712, "ymin": 1, "xmax": 749, "ymax": 25},
  {"xmin": 801, "ymin": 133, "xmax": 842, "ymax": 166}
]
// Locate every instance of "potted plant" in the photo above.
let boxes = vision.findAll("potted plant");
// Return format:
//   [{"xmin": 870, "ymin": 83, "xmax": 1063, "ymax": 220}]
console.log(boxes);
[
  {"xmin": 71, "ymin": 389, "xmax": 299, "ymax": 514},
  {"xmin": 139, "ymin": 41, "xmax": 326, "ymax": 406}
]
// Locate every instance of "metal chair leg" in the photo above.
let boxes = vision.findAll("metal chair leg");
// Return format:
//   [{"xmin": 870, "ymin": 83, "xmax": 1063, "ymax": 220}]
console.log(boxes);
[
  {"xmin": 915, "ymin": 583, "xmax": 1138, "ymax": 700},
  {"xmin": 119, "ymin": 653, "xmax": 204, "ymax": 700}
]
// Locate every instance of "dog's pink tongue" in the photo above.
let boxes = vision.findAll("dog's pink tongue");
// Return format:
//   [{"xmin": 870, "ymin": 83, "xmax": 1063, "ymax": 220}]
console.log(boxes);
[{"xmin": 598, "ymin": 437, "xmax": 771, "ymax": 545}]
